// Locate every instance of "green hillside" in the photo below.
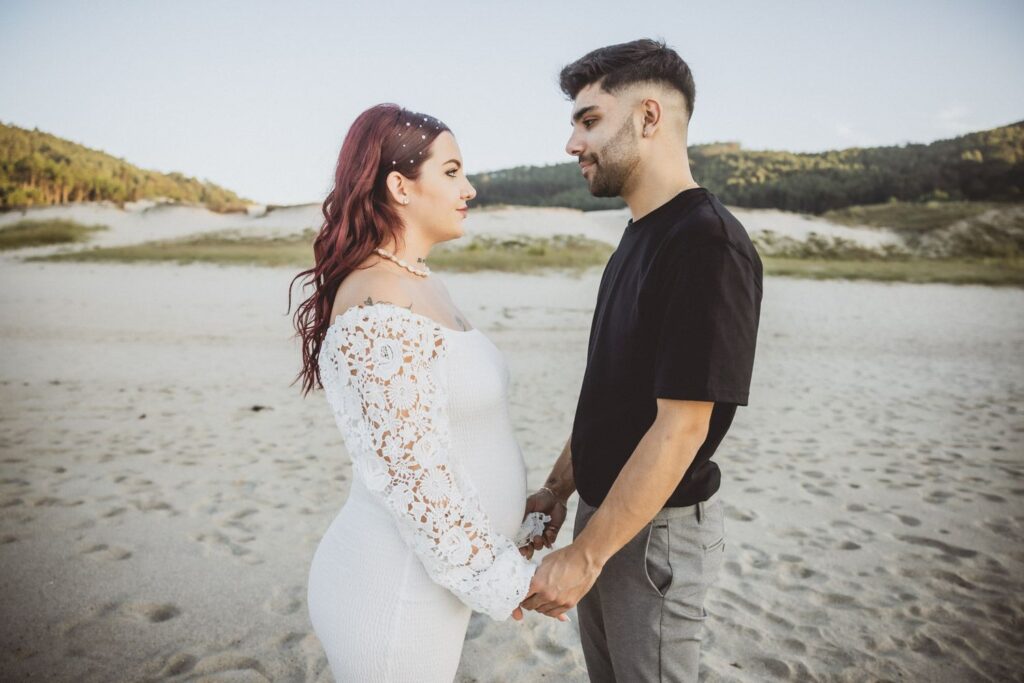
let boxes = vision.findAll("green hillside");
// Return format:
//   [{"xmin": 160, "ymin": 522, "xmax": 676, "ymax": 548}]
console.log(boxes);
[
  {"xmin": 0, "ymin": 122, "xmax": 250, "ymax": 212},
  {"xmin": 468, "ymin": 121, "xmax": 1024, "ymax": 214}
]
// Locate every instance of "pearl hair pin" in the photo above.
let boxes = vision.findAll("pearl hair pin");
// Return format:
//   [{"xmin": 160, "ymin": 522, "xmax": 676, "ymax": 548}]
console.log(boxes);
[
  {"xmin": 374, "ymin": 247, "xmax": 431, "ymax": 278},
  {"xmin": 389, "ymin": 110, "xmax": 444, "ymax": 166}
]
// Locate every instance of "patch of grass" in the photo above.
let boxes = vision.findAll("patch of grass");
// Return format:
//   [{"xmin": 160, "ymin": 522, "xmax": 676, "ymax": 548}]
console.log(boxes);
[
  {"xmin": 34, "ymin": 228, "xmax": 316, "ymax": 267},
  {"xmin": 33, "ymin": 230, "xmax": 615, "ymax": 273},
  {"xmin": 430, "ymin": 234, "xmax": 613, "ymax": 272},
  {"xmin": 823, "ymin": 201, "xmax": 1012, "ymax": 233},
  {"xmin": 0, "ymin": 218, "xmax": 107, "ymax": 250},
  {"xmin": 763, "ymin": 256, "xmax": 1024, "ymax": 286},
  {"xmin": 31, "ymin": 226, "xmax": 1024, "ymax": 286},
  {"xmin": 752, "ymin": 231, "xmax": 910, "ymax": 260}
]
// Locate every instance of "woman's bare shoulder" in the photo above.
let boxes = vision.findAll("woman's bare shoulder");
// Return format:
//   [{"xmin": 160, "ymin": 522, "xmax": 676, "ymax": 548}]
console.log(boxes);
[{"xmin": 332, "ymin": 266, "xmax": 418, "ymax": 318}]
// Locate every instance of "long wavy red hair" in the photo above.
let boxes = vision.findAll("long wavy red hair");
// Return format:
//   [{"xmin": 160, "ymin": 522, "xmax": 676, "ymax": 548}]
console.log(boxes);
[{"xmin": 288, "ymin": 103, "xmax": 451, "ymax": 395}]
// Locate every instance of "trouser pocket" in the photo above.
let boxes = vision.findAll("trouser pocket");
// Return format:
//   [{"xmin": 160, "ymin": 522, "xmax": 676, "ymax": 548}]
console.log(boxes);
[
  {"xmin": 642, "ymin": 521, "xmax": 672, "ymax": 597},
  {"xmin": 701, "ymin": 500, "xmax": 726, "ymax": 583}
]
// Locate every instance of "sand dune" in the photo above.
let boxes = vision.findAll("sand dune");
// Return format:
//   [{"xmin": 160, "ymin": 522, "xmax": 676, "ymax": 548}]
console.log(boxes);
[{"xmin": 0, "ymin": 200, "xmax": 904, "ymax": 253}]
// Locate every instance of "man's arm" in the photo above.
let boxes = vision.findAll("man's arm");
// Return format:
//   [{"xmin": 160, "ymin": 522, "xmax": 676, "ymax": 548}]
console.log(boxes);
[
  {"xmin": 574, "ymin": 399, "xmax": 711, "ymax": 566},
  {"xmin": 520, "ymin": 399, "xmax": 712, "ymax": 617},
  {"xmin": 544, "ymin": 437, "xmax": 576, "ymax": 501},
  {"xmin": 521, "ymin": 437, "xmax": 576, "ymax": 553}
]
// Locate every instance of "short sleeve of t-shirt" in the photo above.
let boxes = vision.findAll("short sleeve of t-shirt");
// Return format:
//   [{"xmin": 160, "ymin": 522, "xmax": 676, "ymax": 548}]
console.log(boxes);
[{"xmin": 652, "ymin": 239, "xmax": 761, "ymax": 405}]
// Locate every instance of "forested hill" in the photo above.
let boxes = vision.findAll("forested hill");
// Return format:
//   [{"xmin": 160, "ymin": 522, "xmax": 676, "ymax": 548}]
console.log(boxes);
[
  {"xmin": 3, "ymin": 119, "xmax": 1020, "ymax": 215},
  {"xmin": 0, "ymin": 123, "xmax": 250, "ymax": 212},
  {"xmin": 468, "ymin": 121, "xmax": 1024, "ymax": 213}
]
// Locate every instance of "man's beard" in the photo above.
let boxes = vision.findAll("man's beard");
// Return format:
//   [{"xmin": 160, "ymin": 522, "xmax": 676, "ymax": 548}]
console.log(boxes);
[{"xmin": 585, "ymin": 116, "xmax": 640, "ymax": 198}]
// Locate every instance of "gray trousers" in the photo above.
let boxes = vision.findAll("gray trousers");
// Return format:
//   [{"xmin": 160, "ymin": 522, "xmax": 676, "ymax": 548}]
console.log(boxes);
[{"xmin": 573, "ymin": 494, "xmax": 726, "ymax": 682}]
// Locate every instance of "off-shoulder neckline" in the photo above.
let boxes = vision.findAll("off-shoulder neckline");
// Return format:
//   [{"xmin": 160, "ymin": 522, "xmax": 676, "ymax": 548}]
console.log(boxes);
[{"xmin": 329, "ymin": 302, "xmax": 483, "ymax": 336}]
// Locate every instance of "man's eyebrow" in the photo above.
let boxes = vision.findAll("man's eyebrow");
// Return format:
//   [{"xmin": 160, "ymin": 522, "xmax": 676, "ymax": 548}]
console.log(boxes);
[
  {"xmin": 444, "ymin": 159, "xmax": 462, "ymax": 167},
  {"xmin": 571, "ymin": 105, "xmax": 599, "ymax": 125}
]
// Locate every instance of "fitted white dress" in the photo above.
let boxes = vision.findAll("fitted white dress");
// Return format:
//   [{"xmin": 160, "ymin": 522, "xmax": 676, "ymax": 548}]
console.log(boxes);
[{"xmin": 307, "ymin": 302, "xmax": 541, "ymax": 682}]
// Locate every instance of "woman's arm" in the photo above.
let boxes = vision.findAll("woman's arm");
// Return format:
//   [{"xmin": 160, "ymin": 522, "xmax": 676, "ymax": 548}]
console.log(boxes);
[{"xmin": 323, "ymin": 302, "xmax": 536, "ymax": 621}]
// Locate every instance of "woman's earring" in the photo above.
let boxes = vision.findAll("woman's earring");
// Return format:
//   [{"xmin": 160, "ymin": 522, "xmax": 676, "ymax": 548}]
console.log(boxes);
[{"xmin": 402, "ymin": 197, "xmax": 409, "ymax": 205}]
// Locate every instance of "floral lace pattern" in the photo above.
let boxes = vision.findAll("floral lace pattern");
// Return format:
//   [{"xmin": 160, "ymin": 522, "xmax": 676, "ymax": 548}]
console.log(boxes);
[{"xmin": 318, "ymin": 303, "xmax": 537, "ymax": 621}]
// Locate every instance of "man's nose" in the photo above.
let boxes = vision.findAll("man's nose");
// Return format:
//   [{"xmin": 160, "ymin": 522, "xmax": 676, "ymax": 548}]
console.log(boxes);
[{"xmin": 566, "ymin": 132, "xmax": 583, "ymax": 158}]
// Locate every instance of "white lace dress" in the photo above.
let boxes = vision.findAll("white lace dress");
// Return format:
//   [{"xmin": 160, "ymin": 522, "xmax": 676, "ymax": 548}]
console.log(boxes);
[{"xmin": 307, "ymin": 303, "xmax": 540, "ymax": 682}]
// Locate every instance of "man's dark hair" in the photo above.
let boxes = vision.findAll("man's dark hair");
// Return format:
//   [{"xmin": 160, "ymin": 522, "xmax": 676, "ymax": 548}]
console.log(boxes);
[{"xmin": 558, "ymin": 38, "xmax": 696, "ymax": 120}]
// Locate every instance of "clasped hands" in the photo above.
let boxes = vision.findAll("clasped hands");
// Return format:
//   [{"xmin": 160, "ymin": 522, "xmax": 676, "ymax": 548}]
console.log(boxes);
[{"xmin": 511, "ymin": 489, "xmax": 602, "ymax": 623}]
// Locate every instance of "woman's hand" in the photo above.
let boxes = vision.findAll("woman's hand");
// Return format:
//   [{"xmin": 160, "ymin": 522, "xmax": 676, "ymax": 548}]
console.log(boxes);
[{"xmin": 523, "ymin": 489, "xmax": 569, "ymax": 550}]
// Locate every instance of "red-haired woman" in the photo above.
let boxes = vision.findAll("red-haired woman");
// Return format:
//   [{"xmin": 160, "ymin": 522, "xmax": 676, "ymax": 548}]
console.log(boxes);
[{"xmin": 293, "ymin": 104, "xmax": 563, "ymax": 681}]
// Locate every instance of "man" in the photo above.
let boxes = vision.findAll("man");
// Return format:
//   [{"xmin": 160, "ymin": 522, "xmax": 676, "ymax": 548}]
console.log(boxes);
[{"xmin": 515, "ymin": 38, "xmax": 763, "ymax": 681}]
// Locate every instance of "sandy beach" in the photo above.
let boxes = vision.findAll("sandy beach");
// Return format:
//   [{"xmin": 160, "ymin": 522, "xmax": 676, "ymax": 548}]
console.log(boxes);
[{"xmin": 1, "ymin": 205, "xmax": 1022, "ymax": 682}]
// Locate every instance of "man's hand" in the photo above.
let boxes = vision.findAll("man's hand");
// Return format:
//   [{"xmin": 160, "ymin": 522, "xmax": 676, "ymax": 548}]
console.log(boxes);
[
  {"xmin": 523, "ymin": 489, "xmax": 568, "ymax": 551},
  {"xmin": 510, "ymin": 604, "xmax": 568, "ymax": 622},
  {"xmin": 518, "ymin": 544, "xmax": 602, "ymax": 620}
]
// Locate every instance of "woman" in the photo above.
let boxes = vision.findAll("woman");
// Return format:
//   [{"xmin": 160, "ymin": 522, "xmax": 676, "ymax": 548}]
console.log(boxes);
[{"xmin": 291, "ymin": 103, "xmax": 562, "ymax": 682}]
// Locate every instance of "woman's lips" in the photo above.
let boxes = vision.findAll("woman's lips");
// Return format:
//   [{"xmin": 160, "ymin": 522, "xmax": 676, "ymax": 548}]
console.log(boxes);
[{"xmin": 456, "ymin": 208, "xmax": 468, "ymax": 217}]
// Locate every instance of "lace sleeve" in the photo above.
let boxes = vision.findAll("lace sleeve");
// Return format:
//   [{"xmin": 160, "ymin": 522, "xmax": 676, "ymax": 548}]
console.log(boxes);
[{"xmin": 319, "ymin": 304, "xmax": 536, "ymax": 621}]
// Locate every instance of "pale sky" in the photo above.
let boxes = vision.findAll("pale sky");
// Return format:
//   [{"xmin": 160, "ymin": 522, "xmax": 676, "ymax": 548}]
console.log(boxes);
[{"xmin": 2, "ymin": 0, "xmax": 1022, "ymax": 205}]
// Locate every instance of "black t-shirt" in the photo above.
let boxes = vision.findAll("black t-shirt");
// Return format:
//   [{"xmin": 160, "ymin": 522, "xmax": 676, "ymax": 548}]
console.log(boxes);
[{"xmin": 570, "ymin": 187, "xmax": 763, "ymax": 508}]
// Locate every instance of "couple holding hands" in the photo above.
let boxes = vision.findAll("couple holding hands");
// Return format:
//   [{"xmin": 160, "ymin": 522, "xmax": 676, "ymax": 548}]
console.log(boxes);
[{"xmin": 298, "ymin": 37, "xmax": 763, "ymax": 682}]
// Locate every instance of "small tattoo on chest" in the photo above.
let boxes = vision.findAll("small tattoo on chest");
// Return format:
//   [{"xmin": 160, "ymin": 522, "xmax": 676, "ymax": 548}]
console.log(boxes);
[{"xmin": 363, "ymin": 296, "xmax": 413, "ymax": 310}]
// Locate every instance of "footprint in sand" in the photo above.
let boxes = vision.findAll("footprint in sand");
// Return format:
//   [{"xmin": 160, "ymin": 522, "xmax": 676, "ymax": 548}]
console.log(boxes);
[
  {"xmin": 736, "ymin": 543, "xmax": 774, "ymax": 570},
  {"xmin": 130, "ymin": 497, "xmax": 179, "ymax": 515},
  {"xmin": 896, "ymin": 535, "xmax": 979, "ymax": 559},
  {"xmin": 724, "ymin": 505, "xmax": 758, "ymax": 522},
  {"xmin": 188, "ymin": 653, "xmax": 270, "ymax": 679},
  {"xmin": 923, "ymin": 489, "xmax": 955, "ymax": 504},
  {"xmin": 931, "ymin": 569, "xmax": 976, "ymax": 589},
  {"xmin": 144, "ymin": 652, "xmax": 198, "ymax": 678},
  {"xmin": 69, "ymin": 600, "xmax": 183, "ymax": 629},
  {"xmin": 979, "ymin": 517, "xmax": 1017, "ymax": 535},
  {"xmin": 800, "ymin": 482, "xmax": 834, "ymax": 498},
  {"xmin": 221, "ymin": 507, "xmax": 262, "ymax": 534},
  {"xmin": 890, "ymin": 513, "xmax": 922, "ymax": 527},
  {"xmin": 190, "ymin": 529, "xmax": 262, "ymax": 564},
  {"xmin": 265, "ymin": 585, "xmax": 304, "ymax": 616},
  {"xmin": 779, "ymin": 563, "xmax": 823, "ymax": 583},
  {"xmin": 829, "ymin": 519, "xmax": 877, "ymax": 542},
  {"xmin": 79, "ymin": 542, "xmax": 133, "ymax": 561},
  {"xmin": 272, "ymin": 631, "xmax": 309, "ymax": 650},
  {"xmin": 809, "ymin": 590, "xmax": 864, "ymax": 610},
  {"xmin": 781, "ymin": 637, "xmax": 807, "ymax": 654},
  {"xmin": 754, "ymin": 656, "xmax": 792, "ymax": 678},
  {"xmin": 718, "ymin": 587, "xmax": 766, "ymax": 616}
]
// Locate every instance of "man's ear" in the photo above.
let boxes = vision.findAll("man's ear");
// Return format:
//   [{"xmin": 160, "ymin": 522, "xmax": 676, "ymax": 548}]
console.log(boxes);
[{"xmin": 641, "ymin": 98, "xmax": 662, "ymax": 138}]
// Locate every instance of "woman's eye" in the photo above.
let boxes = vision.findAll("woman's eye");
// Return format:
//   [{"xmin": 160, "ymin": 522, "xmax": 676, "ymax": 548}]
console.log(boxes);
[{"xmin": 447, "ymin": 169, "xmax": 458, "ymax": 177}]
